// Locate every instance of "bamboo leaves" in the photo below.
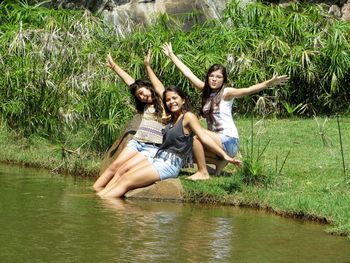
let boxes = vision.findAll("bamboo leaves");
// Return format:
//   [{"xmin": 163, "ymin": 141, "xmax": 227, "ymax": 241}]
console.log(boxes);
[{"xmin": 0, "ymin": 0, "xmax": 350, "ymax": 152}]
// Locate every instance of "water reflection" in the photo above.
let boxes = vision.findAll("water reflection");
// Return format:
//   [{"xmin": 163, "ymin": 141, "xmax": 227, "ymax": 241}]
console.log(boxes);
[
  {"xmin": 1, "ymin": 164, "xmax": 350, "ymax": 263},
  {"xmin": 99, "ymin": 198, "xmax": 350, "ymax": 263},
  {"xmin": 210, "ymin": 218, "xmax": 233, "ymax": 262}
]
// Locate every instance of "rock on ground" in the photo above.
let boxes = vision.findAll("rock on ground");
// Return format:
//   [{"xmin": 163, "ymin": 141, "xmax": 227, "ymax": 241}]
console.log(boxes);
[{"xmin": 125, "ymin": 178, "xmax": 184, "ymax": 201}]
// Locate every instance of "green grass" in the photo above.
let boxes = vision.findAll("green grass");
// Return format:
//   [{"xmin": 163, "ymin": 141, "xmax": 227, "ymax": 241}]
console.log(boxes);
[
  {"xmin": 0, "ymin": 123, "xmax": 101, "ymax": 176},
  {"xmin": 181, "ymin": 116, "xmax": 350, "ymax": 237}
]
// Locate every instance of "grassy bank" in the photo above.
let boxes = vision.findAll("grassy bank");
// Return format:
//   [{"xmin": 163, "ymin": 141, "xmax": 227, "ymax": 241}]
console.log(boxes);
[
  {"xmin": 0, "ymin": 123, "xmax": 101, "ymax": 176},
  {"xmin": 1, "ymin": 117, "xmax": 349, "ymax": 238},
  {"xmin": 183, "ymin": 116, "xmax": 350, "ymax": 238}
]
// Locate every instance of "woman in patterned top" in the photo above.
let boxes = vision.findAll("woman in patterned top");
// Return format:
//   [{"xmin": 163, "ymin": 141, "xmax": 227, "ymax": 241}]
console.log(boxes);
[
  {"xmin": 162, "ymin": 42, "xmax": 289, "ymax": 180},
  {"xmin": 93, "ymin": 52, "xmax": 168, "ymax": 193}
]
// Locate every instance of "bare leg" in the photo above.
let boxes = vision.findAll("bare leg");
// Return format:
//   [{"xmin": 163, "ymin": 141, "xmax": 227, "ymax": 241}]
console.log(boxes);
[
  {"xmin": 99, "ymin": 159, "xmax": 160, "ymax": 198},
  {"xmin": 188, "ymin": 136, "xmax": 210, "ymax": 180},
  {"xmin": 93, "ymin": 146, "xmax": 139, "ymax": 191},
  {"xmin": 188, "ymin": 130, "xmax": 226, "ymax": 180},
  {"xmin": 98, "ymin": 153, "xmax": 147, "ymax": 195},
  {"xmin": 206, "ymin": 157, "xmax": 228, "ymax": 176},
  {"xmin": 106, "ymin": 153, "xmax": 147, "ymax": 188}
]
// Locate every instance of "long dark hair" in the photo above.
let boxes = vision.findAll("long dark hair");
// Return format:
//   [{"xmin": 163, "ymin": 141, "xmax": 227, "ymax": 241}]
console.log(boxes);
[
  {"xmin": 163, "ymin": 85, "xmax": 190, "ymax": 121},
  {"xmin": 201, "ymin": 64, "xmax": 228, "ymax": 116},
  {"xmin": 129, "ymin": 79, "xmax": 163, "ymax": 118}
]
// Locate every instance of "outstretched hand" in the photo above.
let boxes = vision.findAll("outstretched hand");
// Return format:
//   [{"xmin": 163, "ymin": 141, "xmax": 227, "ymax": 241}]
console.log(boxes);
[
  {"xmin": 144, "ymin": 50, "xmax": 151, "ymax": 67},
  {"xmin": 268, "ymin": 74, "xmax": 289, "ymax": 87},
  {"xmin": 162, "ymin": 42, "xmax": 173, "ymax": 57},
  {"xmin": 106, "ymin": 53, "xmax": 116, "ymax": 69},
  {"xmin": 231, "ymin": 159, "xmax": 242, "ymax": 168},
  {"xmin": 225, "ymin": 156, "xmax": 242, "ymax": 168}
]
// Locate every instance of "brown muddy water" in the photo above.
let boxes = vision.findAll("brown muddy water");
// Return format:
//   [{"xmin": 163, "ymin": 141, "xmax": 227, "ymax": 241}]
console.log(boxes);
[{"xmin": 0, "ymin": 164, "xmax": 349, "ymax": 263}]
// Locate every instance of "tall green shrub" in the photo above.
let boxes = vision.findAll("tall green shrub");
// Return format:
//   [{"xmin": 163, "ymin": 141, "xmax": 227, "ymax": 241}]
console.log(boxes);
[{"xmin": 0, "ymin": 0, "xmax": 349, "ymax": 153}]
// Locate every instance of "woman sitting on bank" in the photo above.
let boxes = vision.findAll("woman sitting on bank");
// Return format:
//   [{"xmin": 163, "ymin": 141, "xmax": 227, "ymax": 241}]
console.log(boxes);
[
  {"xmin": 98, "ymin": 84, "xmax": 242, "ymax": 198},
  {"xmin": 162, "ymin": 42, "xmax": 289, "ymax": 180},
  {"xmin": 93, "ymin": 52, "xmax": 168, "ymax": 192}
]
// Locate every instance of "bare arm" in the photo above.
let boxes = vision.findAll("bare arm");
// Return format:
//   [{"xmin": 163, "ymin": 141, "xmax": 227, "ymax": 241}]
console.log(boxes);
[
  {"xmin": 162, "ymin": 42, "xmax": 205, "ymax": 90},
  {"xmin": 184, "ymin": 112, "xmax": 241, "ymax": 167},
  {"xmin": 144, "ymin": 50, "xmax": 165, "ymax": 98},
  {"xmin": 107, "ymin": 53, "xmax": 135, "ymax": 86},
  {"xmin": 224, "ymin": 75, "xmax": 289, "ymax": 100}
]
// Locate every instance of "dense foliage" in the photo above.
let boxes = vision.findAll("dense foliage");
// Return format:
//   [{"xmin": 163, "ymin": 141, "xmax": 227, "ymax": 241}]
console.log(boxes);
[{"xmin": 0, "ymin": 0, "xmax": 349, "ymax": 152}]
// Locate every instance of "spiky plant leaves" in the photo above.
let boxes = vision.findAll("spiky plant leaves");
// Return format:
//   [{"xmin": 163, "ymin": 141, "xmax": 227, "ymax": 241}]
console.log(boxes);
[{"xmin": 1, "ymin": 0, "xmax": 350, "ymax": 152}]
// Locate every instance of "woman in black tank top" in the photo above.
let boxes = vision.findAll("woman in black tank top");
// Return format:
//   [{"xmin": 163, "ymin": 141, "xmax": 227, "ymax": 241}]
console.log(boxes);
[{"xmin": 98, "ymin": 85, "xmax": 241, "ymax": 198}]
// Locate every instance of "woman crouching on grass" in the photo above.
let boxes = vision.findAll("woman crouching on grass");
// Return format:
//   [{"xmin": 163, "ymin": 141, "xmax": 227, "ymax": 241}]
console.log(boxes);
[
  {"xmin": 98, "ymin": 86, "xmax": 241, "ymax": 198},
  {"xmin": 162, "ymin": 42, "xmax": 289, "ymax": 180}
]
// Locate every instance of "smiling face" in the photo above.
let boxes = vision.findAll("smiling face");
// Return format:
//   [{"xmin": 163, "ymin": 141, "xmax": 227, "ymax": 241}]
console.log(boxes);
[
  {"xmin": 165, "ymin": 91, "xmax": 184, "ymax": 113},
  {"xmin": 135, "ymin": 87, "xmax": 153, "ymax": 104},
  {"xmin": 208, "ymin": 69, "xmax": 224, "ymax": 90}
]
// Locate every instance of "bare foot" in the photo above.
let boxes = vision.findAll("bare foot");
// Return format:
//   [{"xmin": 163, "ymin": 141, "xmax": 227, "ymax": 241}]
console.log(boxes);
[{"xmin": 188, "ymin": 171, "xmax": 210, "ymax": 180}]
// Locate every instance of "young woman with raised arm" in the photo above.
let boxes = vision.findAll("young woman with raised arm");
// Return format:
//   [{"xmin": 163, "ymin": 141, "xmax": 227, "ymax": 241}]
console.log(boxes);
[
  {"xmin": 93, "ymin": 52, "xmax": 167, "ymax": 192},
  {"xmin": 162, "ymin": 42, "xmax": 289, "ymax": 180},
  {"xmin": 98, "ymin": 85, "xmax": 241, "ymax": 198}
]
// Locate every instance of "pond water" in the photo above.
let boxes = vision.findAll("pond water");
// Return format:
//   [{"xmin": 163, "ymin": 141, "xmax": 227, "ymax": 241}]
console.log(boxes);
[{"xmin": 1, "ymin": 164, "xmax": 349, "ymax": 263}]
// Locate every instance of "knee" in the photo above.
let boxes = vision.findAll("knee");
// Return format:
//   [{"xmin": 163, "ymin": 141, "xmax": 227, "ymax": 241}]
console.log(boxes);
[
  {"xmin": 108, "ymin": 160, "xmax": 123, "ymax": 174},
  {"xmin": 106, "ymin": 166, "xmax": 117, "ymax": 175}
]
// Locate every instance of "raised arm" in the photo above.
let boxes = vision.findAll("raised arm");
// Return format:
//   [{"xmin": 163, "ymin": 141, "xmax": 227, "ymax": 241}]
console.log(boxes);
[
  {"xmin": 107, "ymin": 53, "xmax": 135, "ymax": 86},
  {"xmin": 144, "ymin": 50, "xmax": 165, "ymax": 98},
  {"xmin": 224, "ymin": 75, "xmax": 289, "ymax": 100},
  {"xmin": 184, "ymin": 112, "xmax": 241, "ymax": 167},
  {"xmin": 162, "ymin": 42, "xmax": 205, "ymax": 90}
]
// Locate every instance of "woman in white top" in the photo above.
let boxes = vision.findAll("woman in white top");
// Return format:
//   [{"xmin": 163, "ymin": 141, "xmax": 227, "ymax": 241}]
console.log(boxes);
[{"xmin": 162, "ymin": 42, "xmax": 289, "ymax": 180}]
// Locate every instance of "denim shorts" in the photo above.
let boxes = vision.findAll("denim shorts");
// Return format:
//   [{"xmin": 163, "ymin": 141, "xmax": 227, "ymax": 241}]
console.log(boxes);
[
  {"xmin": 127, "ymin": 139, "xmax": 160, "ymax": 162},
  {"xmin": 151, "ymin": 151, "xmax": 184, "ymax": 180},
  {"xmin": 220, "ymin": 135, "xmax": 239, "ymax": 157}
]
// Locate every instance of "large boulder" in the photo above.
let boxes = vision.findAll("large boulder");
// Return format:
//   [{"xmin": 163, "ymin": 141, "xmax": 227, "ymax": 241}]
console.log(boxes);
[
  {"xmin": 125, "ymin": 178, "xmax": 184, "ymax": 201},
  {"xmin": 37, "ymin": 0, "xmax": 350, "ymax": 25},
  {"xmin": 102, "ymin": 0, "xmax": 230, "ymax": 32},
  {"xmin": 44, "ymin": 0, "xmax": 230, "ymax": 30},
  {"xmin": 341, "ymin": 0, "xmax": 350, "ymax": 21}
]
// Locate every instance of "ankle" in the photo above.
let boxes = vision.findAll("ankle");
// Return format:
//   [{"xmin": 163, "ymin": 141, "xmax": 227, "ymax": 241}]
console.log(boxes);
[
  {"xmin": 215, "ymin": 160, "xmax": 228, "ymax": 175},
  {"xmin": 198, "ymin": 169, "xmax": 209, "ymax": 175}
]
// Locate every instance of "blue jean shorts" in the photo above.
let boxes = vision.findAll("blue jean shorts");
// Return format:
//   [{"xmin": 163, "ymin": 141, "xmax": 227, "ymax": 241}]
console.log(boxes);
[
  {"xmin": 127, "ymin": 139, "xmax": 160, "ymax": 162},
  {"xmin": 220, "ymin": 135, "xmax": 239, "ymax": 157},
  {"xmin": 151, "ymin": 151, "xmax": 184, "ymax": 180}
]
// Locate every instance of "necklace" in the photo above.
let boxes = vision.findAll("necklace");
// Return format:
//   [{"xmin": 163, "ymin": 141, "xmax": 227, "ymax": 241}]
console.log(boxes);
[{"xmin": 147, "ymin": 105, "xmax": 155, "ymax": 113}]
